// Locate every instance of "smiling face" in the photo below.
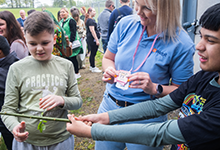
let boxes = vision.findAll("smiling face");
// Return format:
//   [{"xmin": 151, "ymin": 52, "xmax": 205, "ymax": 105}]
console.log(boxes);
[
  {"xmin": 25, "ymin": 30, "xmax": 55, "ymax": 61},
  {"xmin": 196, "ymin": 28, "xmax": 220, "ymax": 72},
  {"xmin": 0, "ymin": 18, "xmax": 8, "ymax": 38},
  {"xmin": 60, "ymin": 9, "xmax": 69, "ymax": 19},
  {"xmin": 134, "ymin": 0, "xmax": 156, "ymax": 28}
]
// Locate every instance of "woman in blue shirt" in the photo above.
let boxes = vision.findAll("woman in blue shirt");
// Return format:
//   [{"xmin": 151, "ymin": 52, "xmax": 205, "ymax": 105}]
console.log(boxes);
[{"xmin": 88, "ymin": 0, "xmax": 195, "ymax": 150}]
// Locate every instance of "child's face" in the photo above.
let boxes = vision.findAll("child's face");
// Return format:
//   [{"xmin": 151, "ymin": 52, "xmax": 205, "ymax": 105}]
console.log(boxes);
[
  {"xmin": 25, "ymin": 30, "xmax": 55, "ymax": 61},
  {"xmin": 196, "ymin": 28, "xmax": 220, "ymax": 72},
  {"xmin": 0, "ymin": 18, "xmax": 8, "ymax": 38}
]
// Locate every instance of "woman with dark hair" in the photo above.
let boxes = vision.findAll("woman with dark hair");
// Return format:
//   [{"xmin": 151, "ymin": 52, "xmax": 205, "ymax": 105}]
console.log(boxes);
[
  {"xmin": 71, "ymin": 8, "xmax": 87, "ymax": 69},
  {"xmin": 0, "ymin": 11, "xmax": 28, "ymax": 59},
  {"xmin": 85, "ymin": 8, "xmax": 102, "ymax": 73},
  {"xmin": 59, "ymin": 7, "xmax": 81, "ymax": 79}
]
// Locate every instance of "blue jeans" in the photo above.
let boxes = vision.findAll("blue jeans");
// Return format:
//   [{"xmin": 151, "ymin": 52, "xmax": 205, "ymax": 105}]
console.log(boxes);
[
  {"xmin": 101, "ymin": 38, "xmax": 108, "ymax": 53},
  {"xmin": 95, "ymin": 91, "xmax": 165, "ymax": 150}
]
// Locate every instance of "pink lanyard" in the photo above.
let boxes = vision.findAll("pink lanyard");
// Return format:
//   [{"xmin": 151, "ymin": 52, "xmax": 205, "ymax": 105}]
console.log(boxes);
[{"xmin": 130, "ymin": 26, "xmax": 160, "ymax": 72}]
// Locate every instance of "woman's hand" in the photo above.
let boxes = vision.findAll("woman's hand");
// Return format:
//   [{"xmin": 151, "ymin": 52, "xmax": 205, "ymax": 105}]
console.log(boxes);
[
  {"xmin": 128, "ymin": 72, "xmax": 157, "ymax": 95},
  {"xmin": 39, "ymin": 95, "xmax": 65, "ymax": 111},
  {"xmin": 102, "ymin": 66, "xmax": 118, "ymax": 84},
  {"xmin": 12, "ymin": 121, "xmax": 29, "ymax": 142},
  {"xmin": 66, "ymin": 114, "xmax": 92, "ymax": 138},
  {"xmin": 76, "ymin": 112, "xmax": 110, "ymax": 126},
  {"xmin": 96, "ymin": 40, "xmax": 99, "ymax": 46}
]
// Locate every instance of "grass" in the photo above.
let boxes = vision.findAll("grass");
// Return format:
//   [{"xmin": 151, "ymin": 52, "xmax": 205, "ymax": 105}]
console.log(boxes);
[{"xmin": 0, "ymin": 137, "xmax": 7, "ymax": 150}]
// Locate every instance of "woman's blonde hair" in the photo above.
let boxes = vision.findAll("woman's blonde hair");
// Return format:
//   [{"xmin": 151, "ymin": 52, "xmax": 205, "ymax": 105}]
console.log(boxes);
[
  {"xmin": 146, "ymin": 0, "xmax": 182, "ymax": 42},
  {"xmin": 61, "ymin": 7, "xmax": 69, "ymax": 13}
]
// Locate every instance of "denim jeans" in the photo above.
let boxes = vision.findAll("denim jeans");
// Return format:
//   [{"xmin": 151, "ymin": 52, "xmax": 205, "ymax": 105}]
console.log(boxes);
[{"xmin": 101, "ymin": 38, "xmax": 108, "ymax": 53}]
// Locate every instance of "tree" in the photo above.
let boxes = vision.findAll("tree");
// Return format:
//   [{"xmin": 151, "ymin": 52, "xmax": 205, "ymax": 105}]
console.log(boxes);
[{"xmin": 0, "ymin": 0, "xmax": 6, "ymax": 5}]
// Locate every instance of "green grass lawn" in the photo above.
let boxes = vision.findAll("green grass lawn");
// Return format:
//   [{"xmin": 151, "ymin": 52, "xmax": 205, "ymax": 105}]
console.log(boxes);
[{"xmin": 1, "ymin": 7, "xmax": 64, "ymax": 19}]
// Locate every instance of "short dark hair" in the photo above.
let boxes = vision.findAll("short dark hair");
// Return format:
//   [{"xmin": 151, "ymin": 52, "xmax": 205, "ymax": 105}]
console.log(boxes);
[
  {"xmin": 200, "ymin": 3, "xmax": 220, "ymax": 31},
  {"xmin": 0, "ymin": 35, "xmax": 10, "ymax": 56},
  {"xmin": 121, "ymin": 0, "xmax": 129, "ymax": 3},
  {"xmin": 71, "ymin": 9, "xmax": 79, "ymax": 18},
  {"xmin": 24, "ymin": 11, "xmax": 54, "ymax": 36},
  {"xmin": 27, "ymin": 9, "xmax": 36, "ymax": 15},
  {"xmin": 105, "ymin": 0, "xmax": 114, "ymax": 7}
]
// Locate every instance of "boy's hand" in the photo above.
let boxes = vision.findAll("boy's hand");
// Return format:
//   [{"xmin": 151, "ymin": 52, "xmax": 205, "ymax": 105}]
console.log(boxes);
[
  {"xmin": 66, "ymin": 114, "xmax": 92, "ymax": 138},
  {"xmin": 39, "ymin": 95, "xmax": 64, "ymax": 110},
  {"xmin": 12, "ymin": 121, "xmax": 29, "ymax": 142}
]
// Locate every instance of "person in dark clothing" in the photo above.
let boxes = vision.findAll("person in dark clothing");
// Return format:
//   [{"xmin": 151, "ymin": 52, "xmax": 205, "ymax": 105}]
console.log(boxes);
[
  {"xmin": 107, "ymin": 0, "xmax": 132, "ymax": 42},
  {"xmin": 85, "ymin": 7, "xmax": 102, "ymax": 73},
  {"xmin": 59, "ymin": 7, "xmax": 81, "ymax": 79},
  {"xmin": 0, "ymin": 35, "xmax": 19, "ymax": 150}
]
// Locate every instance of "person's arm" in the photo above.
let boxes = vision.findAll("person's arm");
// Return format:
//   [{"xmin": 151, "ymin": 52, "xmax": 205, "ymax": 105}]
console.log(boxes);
[
  {"xmin": 89, "ymin": 25, "xmax": 99, "ymax": 46},
  {"xmin": 69, "ymin": 19, "xmax": 77, "ymax": 43},
  {"xmin": 92, "ymin": 120, "xmax": 185, "ymax": 147},
  {"xmin": 66, "ymin": 114, "xmax": 185, "ymax": 146},
  {"xmin": 78, "ymin": 95, "xmax": 180, "ymax": 126},
  {"xmin": 109, "ymin": 95, "xmax": 179, "ymax": 124}
]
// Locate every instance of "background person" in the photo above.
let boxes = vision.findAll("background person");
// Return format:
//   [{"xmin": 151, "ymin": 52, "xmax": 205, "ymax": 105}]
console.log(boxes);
[
  {"xmin": 59, "ymin": 7, "xmax": 81, "ymax": 79},
  {"xmin": 1, "ymin": 11, "xmax": 82, "ymax": 150},
  {"xmin": 98, "ymin": 0, "xmax": 115, "ymax": 53},
  {"xmin": 87, "ymin": 0, "xmax": 195, "ymax": 149},
  {"xmin": 27, "ymin": 9, "xmax": 36, "ymax": 16},
  {"xmin": 107, "ymin": 0, "xmax": 132, "ymax": 42},
  {"xmin": 17, "ymin": 10, "xmax": 26, "ymax": 28},
  {"xmin": 67, "ymin": 4, "xmax": 220, "ymax": 150},
  {"xmin": 0, "ymin": 11, "xmax": 29, "ymax": 59},
  {"xmin": 71, "ymin": 8, "xmax": 87, "ymax": 69},
  {"xmin": 85, "ymin": 8, "xmax": 102, "ymax": 73},
  {"xmin": 44, "ymin": 10, "xmax": 67, "ymax": 57},
  {"xmin": 80, "ymin": 6, "xmax": 86, "ymax": 21},
  {"xmin": 0, "ymin": 35, "xmax": 19, "ymax": 150}
]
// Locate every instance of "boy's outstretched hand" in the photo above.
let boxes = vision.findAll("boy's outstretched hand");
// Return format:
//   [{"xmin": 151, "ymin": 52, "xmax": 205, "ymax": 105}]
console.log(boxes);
[
  {"xmin": 66, "ymin": 114, "xmax": 92, "ymax": 138},
  {"xmin": 12, "ymin": 121, "xmax": 29, "ymax": 142}
]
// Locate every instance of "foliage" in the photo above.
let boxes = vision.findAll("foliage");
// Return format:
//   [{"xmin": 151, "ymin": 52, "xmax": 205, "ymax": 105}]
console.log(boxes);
[
  {"xmin": 0, "ymin": 137, "xmax": 7, "ymax": 150},
  {"xmin": 52, "ymin": 0, "xmax": 76, "ymax": 7},
  {"xmin": 0, "ymin": 0, "xmax": 6, "ymax": 5}
]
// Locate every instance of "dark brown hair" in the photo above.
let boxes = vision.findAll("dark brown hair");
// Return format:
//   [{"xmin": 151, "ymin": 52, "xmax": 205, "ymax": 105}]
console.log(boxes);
[
  {"xmin": 24, "ymin": 11, "xmax": 54, "ymax": 36},
  {"xmin": 0, "ymin": 11, "xmax": 25, "ymax": 45},
  {"xmin": 84, "ymin": 7, "xmax": 93, "ymax": 24}
]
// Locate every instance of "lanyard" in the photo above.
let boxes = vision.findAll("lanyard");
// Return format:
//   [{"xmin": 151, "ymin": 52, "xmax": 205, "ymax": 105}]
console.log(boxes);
[{"xmin": 130, "ymin": 26, "xmax": 160, "ymax": 72}]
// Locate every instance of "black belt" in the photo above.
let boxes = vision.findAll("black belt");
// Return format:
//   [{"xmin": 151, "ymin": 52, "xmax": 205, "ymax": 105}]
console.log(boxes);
[{"xmin": 108, "ymin": 93, "xmax": 134, "ymax": 107}]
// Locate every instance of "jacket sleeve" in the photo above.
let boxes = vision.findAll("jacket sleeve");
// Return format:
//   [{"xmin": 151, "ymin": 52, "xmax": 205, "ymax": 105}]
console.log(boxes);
[
  {"xmin": 69, "ymin": 19, "xmax": 77, "ymax": 43},
  {"xmin": 92, "ymin": 120, "xmax": 185, "ymax": 147},
  {"xmin": 108, "ymin": 95, "xmax": 180, "ymax": 124}
]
